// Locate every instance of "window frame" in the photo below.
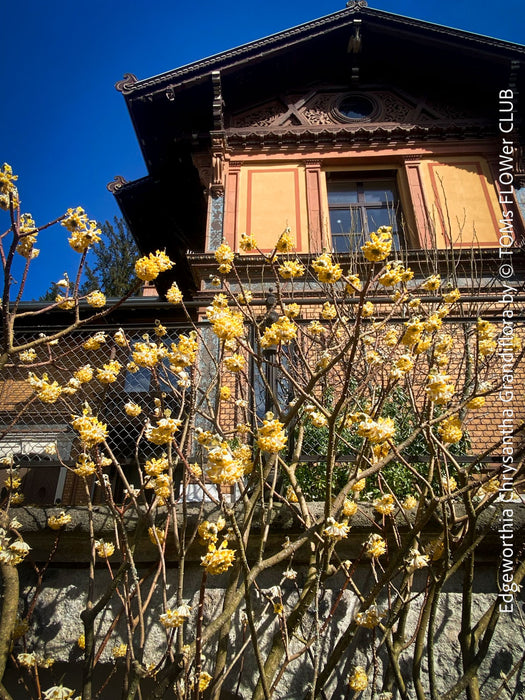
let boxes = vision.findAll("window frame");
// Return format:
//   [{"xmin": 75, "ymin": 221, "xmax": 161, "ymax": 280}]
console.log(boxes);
[{"xmin": 325, "ymin": 170, "xmax": 403, "ymax": 253}]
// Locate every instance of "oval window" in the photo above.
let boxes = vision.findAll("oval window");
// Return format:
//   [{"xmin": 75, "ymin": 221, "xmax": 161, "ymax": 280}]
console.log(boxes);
[{"xmin": 336, "ymin": 95, "xmax": 376, "ymax": 121}]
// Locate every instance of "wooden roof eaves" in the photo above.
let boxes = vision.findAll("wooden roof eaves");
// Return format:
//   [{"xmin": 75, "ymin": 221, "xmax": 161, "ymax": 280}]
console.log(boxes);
[{"xmin": 119, "ymin": 7, "xmax": 525, "ymax": 100}]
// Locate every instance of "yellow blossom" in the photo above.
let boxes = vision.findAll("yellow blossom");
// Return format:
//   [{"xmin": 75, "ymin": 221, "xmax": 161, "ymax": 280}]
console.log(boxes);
[
  {"xmin": 257, "ymin": 412, "xmax": 287, "ymax": 452},
  {"xmin": 72, "ymin": 454, "xmax": 96, "ymax": 478},
  {"xmin": 278, "ymin": 259, "xmax": 305, "ymax": 279},
  {"xmin": 284, "ymin": 303, "xmax": 300, "ymax": 318},
  {"xmin": 323, "ymin": 517, "xmax": 350, "ymax": 540},
  {"xmin": 135, "ymin": 251, "xmax": 174, "ymax": 281},
  {"xmin": 72, "ymin": 405, "xmax": 108, "ymax": 447},
  {"xmin": 442, "ymin": 476, "xmax": 458, "ymax": 492},
  {"xmin": 286, "ymin": 485, "xmax": 299, "ymax": 503},
  {"xmin": 160, "ymin": 604, "xmax": 192, "ymax": 628},
  {"xmin": 311, "ymin": 253, "xmax": 342, "ymax": 283},
  {"xmin": 467, "ymin": 396, "xmax": 485, "ymax": 410},
  {"xmin": 224, "ymin": 354, "xmax": 246, "ymax": 372},
  {"xmin": 351, "ymin": 477, "xmax": 366, "ymax": 493},
  {"xmin": 361, "ymin": 226, "xmax": 392, "ymax": 262},
  {"xmin": 355, "ymin": 605, "xmax": 385, "ymax": 628},
  {"xmin": 349, "ymin": 666, "xmax": 368, "ymax": 692},
  {"xmin": 373, "ymin": 493, "xmax": 395, "ymax": 516},
  {"xmin": 219, "ymin": 386, "xmax": 231, "ymax": 401},
  {"xmin": 402, "ymin": 495, "xmax": 418, "ymax": 510},
  {"xmin": 401, "ymin": 318, "xmax": 424, "ymax": 346},
  {"xmin": 47, "ymin": 512, "xmax": 71, "ymax": 530},
  {"xmin": 74, "ymin": 365, "xmax": 93, "ymax": 383},
  {"xmin": 345, "ymin": 273, "xmax": 362, "ymax": 294},
  {"xmin": 95, "ymin": 539, "xmax": 115, "ymax": 558},
  {"xmin": 237, "ymin": 290, "xmax": 253, "ymax": 305},
  {"xmin": 144, "ymin": 456, "xmax": 169, "ymax": 477},
  {"xmin": 239, "ymin": 232, "xmax": 257, "ymax": 251},
  {"xmin": 215, "ymin": 242, "xmax": 235, "ymax": 273},
  {"xmin": 343, "ymin": 499, "xmax": 358, "ymax": 517},
  {"xmin": 77, "ymin": 635, "xmax": 85, "ymax": 650},
  {"xmin": 114, "ymin": 329, "xmax": 127, "ymax": 346},
  {"xmin": 206, "ymin": 444, "xmax": 244, "ymax": 484},
  {"xmin": 27, "ymin": 372, "xmax": 62, "ymax": 403},
  {"xmin": 0, "ymin": 162, "xmax": 18, "ymax": 196},
  {"xmin": 201, "ymin": 541, "xmax": 235, "ymax": 575},
  {"xmin": 96, "ymin": 360, "xmax": 122, "ymax": 384},
  {"xmin": 321, "ymin": 302, "xmax": 337, "ymax": 320},
  {"xmin": 86, "ymin": 290, "xmax": 106, "ymax": 308},
  {"xmin": 275, "ymin": 228, "xmax": 294, "ymax": 253},
  {"xmin": 146, "ymin": 416, "xmax": 182, "ymax": 445},
  {"xmin": 260, "ymin": 316, "xmax": 297, "ymax": 348},
  {"xmin": 443, "ymin": 288, "xmax": 461, "ymax": 303},
  {"xmin": 438, "ymin": 417, "xmax": 463, "ymax": 444},
  {"xmin": 421, "ymin": 274, "xmax": 441, "ymax": 292},
  {"xmin": 308, "ymin": 320, "xmax": 325, "ymax": 336},
  {"xmin": 83, "ymin": 332, "xmax": 106, "ymax": 351},
  {"xmin": 358, "ymin": 416, "xmax": 395, "ymax": 444},
  {"xmin": 365, "ymin": 533, "xmax": 387, "ymax": 558},
  {"xmin": 406, "ymin": 547, "xmax": 430, "ymax": 573},
  {"xmin": 133, "ymin": 340, "xmax": 164, "ymax": 368},
  {"xmin": 124, "ymin": 402, "xmax": 142, "ymax": 417},
  {"xmin": 19, "ymin": 349, "xmax": 37, "ymax": 363},
  {"xmin": 166, "ymin": 282, "xmax": 183, "ymax": 304},
  {"xmin": 361, "ymin": 301, "xmax": 374, "ymax": 318},
  {"xmin": 112, "ymin": 644, "xmax": 127, "ymax": 659}
]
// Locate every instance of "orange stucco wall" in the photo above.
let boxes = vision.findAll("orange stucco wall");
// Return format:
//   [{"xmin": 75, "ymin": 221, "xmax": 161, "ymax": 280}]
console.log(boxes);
[{"xmin": 219, "ymin": 149, "xmax": 506, "ymax": 253}]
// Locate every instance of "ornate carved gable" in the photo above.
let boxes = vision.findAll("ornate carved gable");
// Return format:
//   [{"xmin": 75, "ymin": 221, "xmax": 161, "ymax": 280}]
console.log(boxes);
[{"xmin": 228, "ymin": 88, "xmax": 481, "ymax": 131}]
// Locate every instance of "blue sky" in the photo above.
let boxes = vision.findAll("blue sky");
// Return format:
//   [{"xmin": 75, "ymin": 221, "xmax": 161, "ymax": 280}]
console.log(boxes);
[{"xmin": 2, "ymin": 0, "xmax": 524, "ymax": 299}]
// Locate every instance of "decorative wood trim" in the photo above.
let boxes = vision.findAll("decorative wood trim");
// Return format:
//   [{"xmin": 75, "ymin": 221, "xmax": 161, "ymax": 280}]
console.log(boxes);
[
  {"xmin": 223, "ymin": 170, "xmax": 239, "ymax": 248},
  {"xmin": 403, "ymin": 159, "xmax": 433, "ymax": 248},
  {"xmin": 305, "ymin": 162, "xmax": 323, "ymax": 252}
]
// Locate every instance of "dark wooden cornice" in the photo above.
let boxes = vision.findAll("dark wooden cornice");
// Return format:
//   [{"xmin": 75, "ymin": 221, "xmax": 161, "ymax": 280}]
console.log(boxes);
[{"xmin": 117, "ymin": 7, "xmax": 525, "ymax": 99}]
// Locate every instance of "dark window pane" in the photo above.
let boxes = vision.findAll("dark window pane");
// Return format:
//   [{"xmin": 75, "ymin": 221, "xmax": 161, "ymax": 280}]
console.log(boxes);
[
  {"xmin": 365, "ymin": 207, "xmax": 397, "ymax": 233},
  {"xmin": 329, "ymin": 208, "xmax": 363, "ymax": 235},
  {"xmin": 327, "ymin": 182, "xmax": 358, "ymax": 205},
  {"xmin": 363, "ymin": 181, "xmax": 395, "ymax": 204}
]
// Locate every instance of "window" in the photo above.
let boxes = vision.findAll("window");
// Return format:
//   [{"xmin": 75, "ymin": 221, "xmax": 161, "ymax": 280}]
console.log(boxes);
[{"xmin": 327, "ymin": 172, "xmax": 401, "ymax": 252}]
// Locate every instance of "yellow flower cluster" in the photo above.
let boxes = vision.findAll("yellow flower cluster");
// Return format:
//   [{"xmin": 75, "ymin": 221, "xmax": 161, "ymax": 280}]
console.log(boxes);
[
  {"xmin": 134, "ymin": 250, "xmax": 174, "ymax": 281},
  {"xmin": 95, "ymin": 540, "xmax": 115, "ymax": 558},
  {"xmin": 355, "ymin": 604, "xmax": 385, "ymax": 628},
  {"xmin": 378, "ymin": 261, "xmax": 413, "ymax": 287},
  {"xmin": 286, "ymin": 485, "xmax": 299, "ymax": 502},
  {"xmin": 308, "ymin": 320, "xmax": 325, "ymax": 336},
  {"xmin": 477, "ymin": 318, "xmax": 497, "ymax": 357},
  {"xmin": 219, "ymin": 386, "xmax": 231, "ymax": 401},
  {"xmin": 424, "ymin": 314, "xmax": 442, "ymax": 333},
  {"xmin": 148, "ymin": 526, "xmax": 166, "ymax": 545},
  {"xmin": 42, "ymin": 686, "xmax": 79, "ymax": 700},
  {"xmin": 390, "ymin": 353, "xmax": 414, "ymax": 379},
  {"xmin": 159, "ymin": 603, "xmax": 192, "ymax": 629},
  {"xmin": 373, "ymin": 493, "xmax": 395, "ymax": 516},
  {"xmin": 169, "ymin": 331, "xmax": 198, "ymax": 373},
  {"xmin": 275, "ymin": 228, "xmax": 294, "ymax": 253},
  {"xmin": 0, "ymin": 162, "xmax": 18, "ymax": 198},
  {"xmin": 284, "ymin": 303, "xmax": 300, "ymax": 319},
  {"xmin": 321, "ymin": 302, "xmax": 337, "ymax": 320},
  {"xmin": 260, "ymin": 316, "xmax": 297, "ymax": 348},
  {"xmin": 55, "ymin": 294, "xmax": 75, "ymax": 310},
  {"xmin": 361, "ymin": 301, "xmax": 374, "ymax": 318},
  {"xmin": 215, "ymin": 242, "xmax": 235, "ymax": 273},
  {"xmin": 278, "ymin": 259, "xmax": 305, "ymax": 278},
  {"xmin": 0, "ymin": 534, "xmax": 31, "ymax": 566},
  {"xmin": 421, "ymin": 274, "xmax": 441, "ymax": 292},
  {"xmin": 425, "ymin": 372, "xmax": 454, "ymax": 404},
  {"xmin": 401, "ymin": 318, "xmax": 424, "ymax": 346},
  {"xmin": 201, "ymin": 540, "xmax": 236, "ymax": 575},
  {"xmin": 27, "ymin": 372, "xmax": 62, "ymax": 403},
  {"xmin": 224, "ymin": 354, "xmax": 246, "ymax": 372},
  {"xmin": 124, "ymin": 401, "xmax": 142, "ymax": 417},
  {"xmin": 358, "ymin": 416, "xmax": 395, "ymax": 444},
  {"xmin": 74, "ymin": 365, "xmax": 93, "ymax": 383},
  {"xmin": 146, "ymin": 416, "xmax": 182, "ymax": 445},
  {"xmin": 62, "ymin": 207, "xmax": 102, "ymax": 253},
  {"xmin": 467, "ymin": 396, "xmax": 485, "ymax": 410},
  {"xmin": 239, "ymin": 232, "xmax": 257, "ymax": 251},
  {"xmin": 112, "ymin": 644, "xmax": 127, "ymax": 659},
  {"xmin": 443, "ymin": 288, "xmax": 461, "ymax": 303},
  {"xmin": 403, "ymin": 495, "xmax": 418, "ymax": 510},
  {"xmin": 197, "ymin": 517, "xmax": 226, "ymax": 545},
  {"xmin": 438, "ymin": 416, "xmax": 463, "ymax": 444},
  {"xmin": 144, "ymin": 456, "xmax": 169, "ymax": 477},
  {"xmin": 406, "ymin": 547, "xmax": 430, "ymax": 573},
  {"xmin": 114, "ymin": 329, "xmax": 127, "ymax": 346},
  {"xmin": 132, "ymin": 340, "xmax": 165, "ymax": 368},
  {"xmin": 47, "ymin": 512, "xmax": 71, "ymax": 530},
  {"xmin": 206, "ymin": 443, "xmax": 244, "ymax": 485},
  {"xmin": 16, "ymin": 214, "xmax": 39, "ymax": 259},
  {"xmin": 72, "ymin": 454, "xmax": 96, "ymax": 478},
  {"xmin": 237, "ymin": 290, "xmax": 253, "ymax": 305},
  {"xmin": 342, "ymin": 499, "xmax": 358, "ymax": 517},
  {"xmin": 83, "ymin": 332, "xmax": 106, "ymax": 350},
  {"xmin": 311, "ymin": 253, "xmax": 342, "ymax": 283},
  {"xmin": 86, "ymin": 290, "xmax": 106, "ymax": 308},
  {"xmin": 345, "ymin": 273, "xmax": 362, "ymax": 294},
  {"xmin": 323, "ymin": 517, "xmax": 350, "ymax": 540},
  {"xmin": 71, "ymin": 406, "xmax": 108, "ymax": 447},
  {"xmin": 365, "ymin": 533, "xmax": 387, "ymax": 558},
  {"xmin": 257, "ymin": 412, "xmax": 287, "ymax": 452},
  {"xmin": 361, "ymin": 226, "xmax": 393, "ymax": 262},
  {"xmin": 96, "ymin": 360, "xmax": 122, "ymax": 384},
  {"xmin": 19, "ymin": 348, "xmax": 37, "ymax": 363},
  {"xmin": 349, "ymin": 666, "xmax": 368, "ymax": 692},
  {"xmin": 206, "ymin": 295, "xmax": 244, "ymax": 341},
  {"xmin": 166, "ymin": 281, "xmax": 183, "ymax": 304}
]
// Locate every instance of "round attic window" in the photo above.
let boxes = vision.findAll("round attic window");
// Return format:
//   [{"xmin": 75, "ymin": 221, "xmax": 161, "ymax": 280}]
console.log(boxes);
[{"xmin": 335, "ymin": 94, "xmax": 377, "ymax": 122}]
